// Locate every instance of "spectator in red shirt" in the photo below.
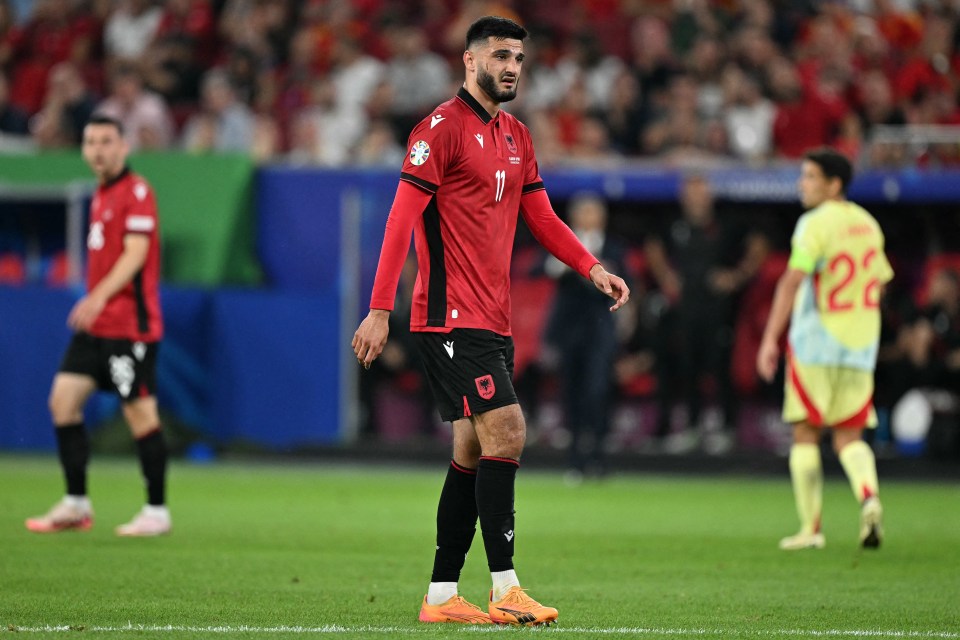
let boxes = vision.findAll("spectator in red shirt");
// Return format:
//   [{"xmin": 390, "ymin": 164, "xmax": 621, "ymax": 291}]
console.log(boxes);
[
  {"xmin": 4, "ymin": 0, "xmax": 101, "ymax": 113},
  {"xmin": 894, "ymin": 11, "xmax": 957, "ymax": 104},
  {"xmin": 153, "ymin": 0, "xmax": 216, "ymax": 66},
  {"xmin": 768, "ymin": 56, "xmax": 847, "ymax": 158}
]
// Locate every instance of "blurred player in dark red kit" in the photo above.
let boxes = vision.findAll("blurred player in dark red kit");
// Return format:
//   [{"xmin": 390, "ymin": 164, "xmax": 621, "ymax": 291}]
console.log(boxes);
[{"xmin": 26, "ymin": 114, "xmax": 170, "ymax": 538}]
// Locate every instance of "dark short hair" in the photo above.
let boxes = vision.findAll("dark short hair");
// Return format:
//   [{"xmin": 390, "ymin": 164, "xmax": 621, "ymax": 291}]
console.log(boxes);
[
  {"xmin": 85, "ymin": 113, "xmax": 124, "ymax": 136},
  {"xmin": 465, "ymin": 16, "xmax": 527, "ymax": 50},
  {"xmin": 804, "ymin": 147, "xmax": 853, "ymax": 194}
]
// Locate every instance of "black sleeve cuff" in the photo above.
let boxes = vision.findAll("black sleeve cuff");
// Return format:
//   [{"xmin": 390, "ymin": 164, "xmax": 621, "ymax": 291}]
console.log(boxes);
[
  {"xmin": 400, "ymin": 172, "xmax": 438, "ymax": 194},
  {"xmin": 522, "ymin": 181, "xmax": 545, "ymax": 194}
]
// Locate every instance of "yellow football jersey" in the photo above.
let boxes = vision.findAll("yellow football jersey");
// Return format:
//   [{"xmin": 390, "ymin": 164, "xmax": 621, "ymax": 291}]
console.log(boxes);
[{"xmin": 787, "ymin": 199, "xmax": 894, "ymax": 370}]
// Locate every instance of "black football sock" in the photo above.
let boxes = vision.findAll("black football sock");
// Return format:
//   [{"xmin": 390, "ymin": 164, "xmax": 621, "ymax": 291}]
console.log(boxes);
[
  {"xmin": 136, "ymin": 428, "xmax": 168, "ymax": 506},
  {"xmin": 476, "ymin": 456, "xmax": 519, "ymax": 572},
  {"xmin": 55, "ymin": 422, "xmax": 89, "ymax": 496},
  {"xmin": 431, "ymin": 460, "xmax": 479, "ymax": 583}
]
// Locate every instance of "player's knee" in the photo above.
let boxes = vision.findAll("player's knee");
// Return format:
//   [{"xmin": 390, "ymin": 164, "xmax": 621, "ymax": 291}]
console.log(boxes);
[
  {"xmin": 122, "ymin": 399, "xmax": 160, "ymax": 436},
  {"xmin": 463, "ymin": 440, "xmax": 483, "ymax": 463},
  {"xmin": 792, "ymin": 422, "xmax": 819, "ymax": 444},
  {"xmin": 832, "ymin": 430, "xmax": 861, "ymax": 454},
  {"xmin": 49, "ymin": 390, "xmax": 81, "ymax": 425},
  {"xmin": 494, "ymin": 427, "xmax": 526, "ymax": 459}
]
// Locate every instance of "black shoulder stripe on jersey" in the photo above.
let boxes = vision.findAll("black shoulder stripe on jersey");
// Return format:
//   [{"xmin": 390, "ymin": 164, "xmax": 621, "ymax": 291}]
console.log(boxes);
[
  {"xmin": 522, "ymin": 181, "xmax": 545, "ymax": 194},
  {"xmin": 400, "ymin": 172, "xmax": 438, "ymax": 194},
  {"xmin": 133, "ymin": 270, "xmax": 149, "ymax": 335},
  {"xmin": 422, "ymin": 195, "xmax": 447, "ymax": 327}
]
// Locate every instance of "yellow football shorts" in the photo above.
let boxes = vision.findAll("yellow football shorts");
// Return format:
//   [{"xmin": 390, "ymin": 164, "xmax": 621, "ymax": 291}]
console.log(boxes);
[{"xmin": 783, "ymin": 352, "xmax": 877, "ymax": 429}]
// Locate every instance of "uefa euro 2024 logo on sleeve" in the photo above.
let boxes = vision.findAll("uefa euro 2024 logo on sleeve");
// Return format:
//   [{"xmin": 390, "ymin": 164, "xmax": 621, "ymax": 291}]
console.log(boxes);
[{"xmin": 410, "ymin": 140, "xmax": 430, "ymax": 166}]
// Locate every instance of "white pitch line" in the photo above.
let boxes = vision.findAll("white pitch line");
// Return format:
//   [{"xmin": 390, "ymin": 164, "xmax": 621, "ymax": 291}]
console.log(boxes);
[{"xmin": 2, "ymin": 624, "xmax": 958, "ymax": 638}]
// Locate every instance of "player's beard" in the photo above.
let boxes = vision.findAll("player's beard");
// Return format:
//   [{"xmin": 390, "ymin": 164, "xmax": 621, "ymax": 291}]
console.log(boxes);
[{"xmin": 477, "ymin": 65, "xmax": 518, "ymax": 104}]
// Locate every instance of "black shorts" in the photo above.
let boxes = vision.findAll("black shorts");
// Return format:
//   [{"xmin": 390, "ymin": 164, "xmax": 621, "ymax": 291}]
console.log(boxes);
[
  {"xmin": 59, "ymin": 332, "xmax": 159, "ymax": 402},
  {"xmin": 414, "ymin": 328, "xmax": 518, "ymax": 422}
]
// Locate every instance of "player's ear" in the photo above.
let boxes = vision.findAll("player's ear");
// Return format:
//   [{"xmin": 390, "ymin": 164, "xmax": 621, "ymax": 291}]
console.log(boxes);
[
  {"xmin": 830, "ymin": 176, "xmax": 843, "ymax": 197},
  {"xmin": 463, "ymin": 49, "xmax": 475, "ymax": 72}
]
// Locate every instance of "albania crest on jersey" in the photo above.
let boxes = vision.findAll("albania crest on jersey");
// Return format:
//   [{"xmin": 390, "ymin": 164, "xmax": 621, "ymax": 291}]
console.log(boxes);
[
  {"xmin": 504, "ymin": 133, "xmax": 517, "ymax": 155},
  {"xmin": 475, "ymin": 374, "xmax": 496, "ymax": 400}
]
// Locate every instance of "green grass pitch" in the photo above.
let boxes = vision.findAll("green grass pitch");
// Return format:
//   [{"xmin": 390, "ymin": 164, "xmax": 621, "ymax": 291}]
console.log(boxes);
[{"xmin": 1, "ymin": 455, "xmax": 958, "ymax": 639}]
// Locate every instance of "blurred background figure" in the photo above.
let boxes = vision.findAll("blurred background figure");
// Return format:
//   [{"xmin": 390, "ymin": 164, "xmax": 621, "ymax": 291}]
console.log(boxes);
[
  {"xmin": 96, "ymin": 66, "xmax": 175, "ymax": 151},
  {"xmin": 103, "ymin": 0, "xmax": 163, "ymax": 67},
  {"xmin": 0, "ymin": 71, "xmax": 29, "ymax": 138},
  {"xmin": 285, "ymin": 76, "xmax": 365, "ymax": 166},
  {"xmin": 181, "ymin": 69, "xmax": 253, "ymax": 153},
  {"xmin": 884, "ymin": 267, "xmax": 960, "ymax": 406},
  {"xmin": 354, "ymin": 118, "xmax": 405, "ymax": 167},
  {"xmin": 29, "ymin": 62, "xmax": 97, "ymax": 148},
  {"xmin": 383, "ymin": 22, "xmax": 450, "ymax": 140},
  {"xmin": 645, "ymin": 174, "xmax": 769, "ymax": 455},
  {"xmin": 722, "ymin": 65, "xmax": 774, "ymax": 162},
  {"xmin": 329, "ymin": 34, "xmax": 385, "ymax": 115},
  {"xmin": 544, "ymin": 193, "xmax": 626, "ymax": 481}
]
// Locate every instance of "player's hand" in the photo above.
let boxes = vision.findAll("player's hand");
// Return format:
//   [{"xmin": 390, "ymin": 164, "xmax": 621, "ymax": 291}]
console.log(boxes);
[
  {"xmin": 352, "ymin": 309, "xmax": 390, "ymax": 370},
  {"xmin": 756, "ymin": 338, "xmax": 780, "ymax": 383},
  {"xmin": 67, "ymin": 294, "xmax": 107, "ymax": 332},
  {"xmin": 589, "ymin": 264, "xmax": 630, "ymax": 312}
]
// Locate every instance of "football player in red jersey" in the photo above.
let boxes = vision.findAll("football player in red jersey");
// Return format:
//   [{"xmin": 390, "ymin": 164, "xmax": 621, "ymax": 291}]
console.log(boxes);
[
  {"xmin": 353, "ymin": 16, "xmax": 629, "ymax": 626},
  {"xmin": 26, "ymin": 114, "xmax": 171, "ymax": 537}
]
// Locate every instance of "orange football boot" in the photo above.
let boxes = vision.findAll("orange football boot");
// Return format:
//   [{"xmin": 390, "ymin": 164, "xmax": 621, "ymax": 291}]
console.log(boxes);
[
  {"xmin": 489, "ymin": 587, "xmax": 558, "ymax": 626},
  {"xmin": 418, "ymin": 595, "xmax": 492, "ymax": 624}
]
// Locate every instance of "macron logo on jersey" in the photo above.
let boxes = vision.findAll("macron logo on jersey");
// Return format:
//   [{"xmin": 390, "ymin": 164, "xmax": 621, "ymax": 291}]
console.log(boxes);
[
  {"xmin": 430, "ymin": 115, "xmax": 445, "ymax": 129},
  {"xmin": 475, "ymin": 134, "xmax": 484, "ymax": 148},
  {"xmin": 443, "ymin": 341, "xmax": 454, "ymax": 359}
]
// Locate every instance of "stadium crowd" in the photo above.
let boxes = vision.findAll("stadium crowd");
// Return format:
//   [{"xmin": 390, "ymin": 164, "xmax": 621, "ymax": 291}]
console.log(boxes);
[
  {"xmin": 1, "ymin": 0, "xmax": 958, "ymax": 457},
  {"xmin": 0, "ymin": 0, "xmax": 958, "ymax": 166}
]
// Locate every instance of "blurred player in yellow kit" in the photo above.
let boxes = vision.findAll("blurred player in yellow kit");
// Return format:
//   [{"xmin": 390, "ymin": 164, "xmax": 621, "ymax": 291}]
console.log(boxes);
[{"xmin": 757, "ymin": 148, "xmax": 893, "ymax": 550}]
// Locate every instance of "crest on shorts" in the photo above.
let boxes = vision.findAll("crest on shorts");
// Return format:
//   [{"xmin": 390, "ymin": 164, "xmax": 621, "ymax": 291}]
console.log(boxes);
[
  {"xmin": 504, "ymin": 133, "xmax": 517, "ymax": 155},
  {"xmin": 475, "ymin": 374, "xmax": 495, "ymax": 400}
]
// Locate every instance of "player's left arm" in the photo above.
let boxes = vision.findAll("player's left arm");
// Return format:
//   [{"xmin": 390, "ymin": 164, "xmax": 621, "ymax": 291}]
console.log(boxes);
[
  {"xmin": 68, "ymin": 233, "xmax": 151, "ymax": 331},
  {"xmin": 520, "ymin": 188, "xmax": 629, "ymax": 311}
]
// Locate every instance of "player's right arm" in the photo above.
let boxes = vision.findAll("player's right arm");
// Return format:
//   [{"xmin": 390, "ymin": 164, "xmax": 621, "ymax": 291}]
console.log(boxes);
[
  {"xmin": 353, "ymin": 180, "xmax": 433, "ymax": 369},
  {"xmin": 757, "ymin": 212, "xmax": 822, "ymax": 382},
  {"xmin": 68, "ymin": 179, "xmax": 159, "ymax": 332},
  {"xmin": 756, "ymin": 267, "xmax": 806, "ymax": 382},
  {"xmin": 68, "ymin": 234, "xmax": 151, "ymax": 332},
  {"xmin": 355, "ymin": 111, "xmax": 455, "ymax": 369}
]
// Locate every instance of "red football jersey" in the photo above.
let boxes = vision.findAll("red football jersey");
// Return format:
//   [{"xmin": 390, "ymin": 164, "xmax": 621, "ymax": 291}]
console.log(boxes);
[
  {"xmin": 86, "ymin": 168, "xmax": 163, "ymax": 342},
  {"xmin": 370, "ymin": 87, "xmax": 596, "ymax": 335}
]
